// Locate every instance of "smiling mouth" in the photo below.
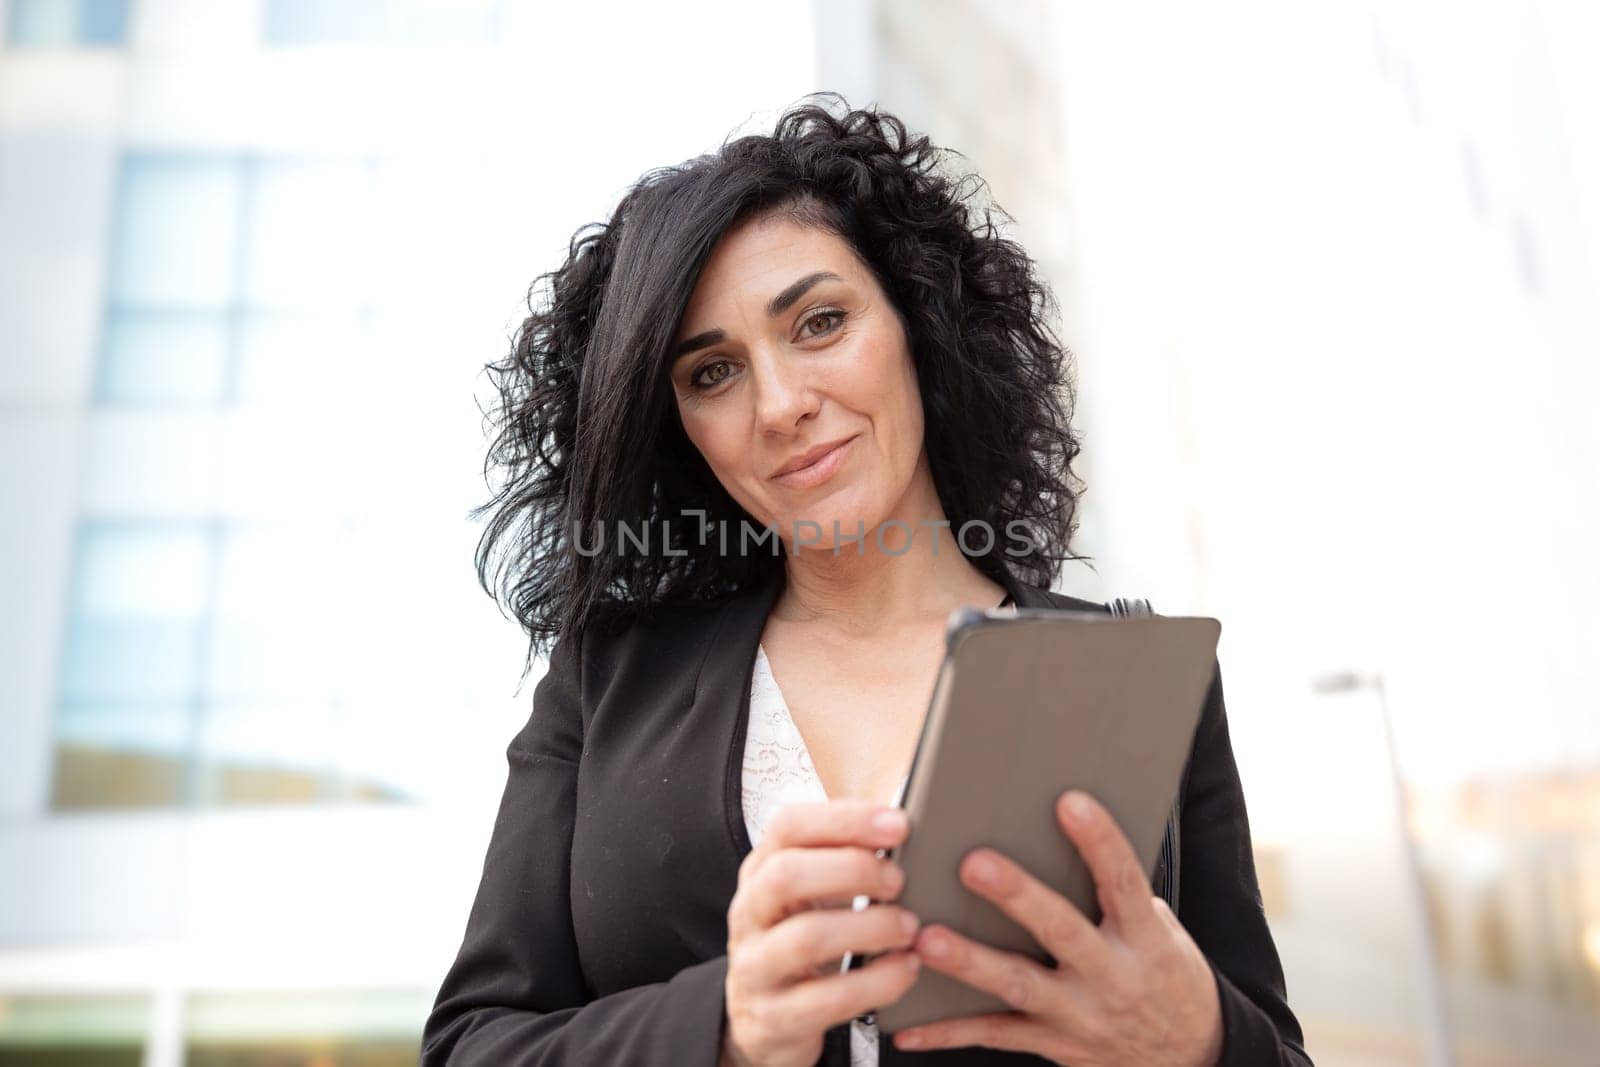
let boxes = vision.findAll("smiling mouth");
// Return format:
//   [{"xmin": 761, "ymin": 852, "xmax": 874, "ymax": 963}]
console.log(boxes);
[{"xmin": 772, "ymin": 435, "xmax": 857, "ymax": 489}]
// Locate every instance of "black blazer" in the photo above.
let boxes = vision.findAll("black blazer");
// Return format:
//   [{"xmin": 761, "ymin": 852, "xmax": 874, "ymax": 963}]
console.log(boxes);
[{"xmin": 422, "ymin": 565, "xmax": 1313, "ymax": 1066}]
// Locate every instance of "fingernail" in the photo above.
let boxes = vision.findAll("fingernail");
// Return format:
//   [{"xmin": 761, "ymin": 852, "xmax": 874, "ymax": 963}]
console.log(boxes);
[
  {"xmin": 921, "ymin": 929, "xmax": 950, "ymax": 957},
  {"xmin": 1065, "ymin": 791, "xmax": 1093, "ymax": 821},
  {"xmin": 967, "ymin": 852, "xmax": 997, "ymax": 886},
  {"xmin": 872, "ymin": 808, "xmax": 907, "ymax": 834},
  {"xmin": 898, "ymin": 1031, "xmax": 925, "ymax": 1049},
  {"xmin": 899, "ymin": 910, "xmax": 919, "ymax": 935}
]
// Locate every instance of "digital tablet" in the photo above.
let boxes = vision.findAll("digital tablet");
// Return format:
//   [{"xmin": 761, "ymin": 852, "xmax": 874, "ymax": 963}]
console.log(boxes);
[{"xmin": 850, "ymin": 604, "xmax": 1222, "ymax": 1034}]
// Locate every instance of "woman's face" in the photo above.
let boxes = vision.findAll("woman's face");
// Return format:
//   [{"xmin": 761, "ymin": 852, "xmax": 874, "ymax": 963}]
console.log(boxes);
[{"xmin": 668, "ymin": 212, "xmax": 926, "ymax": 550}]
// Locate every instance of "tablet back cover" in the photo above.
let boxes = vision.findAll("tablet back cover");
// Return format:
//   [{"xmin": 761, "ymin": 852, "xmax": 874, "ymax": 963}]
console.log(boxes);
[{"xmin": 873, "ymin": 610, "xmax": 1221, "ymax": 1033}]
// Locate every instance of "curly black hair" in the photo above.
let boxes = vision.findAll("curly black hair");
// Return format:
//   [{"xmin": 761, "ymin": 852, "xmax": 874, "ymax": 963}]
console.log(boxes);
[{"xmin": 473, "ymin": 93, "xmax": 1089, "ymax": 674}]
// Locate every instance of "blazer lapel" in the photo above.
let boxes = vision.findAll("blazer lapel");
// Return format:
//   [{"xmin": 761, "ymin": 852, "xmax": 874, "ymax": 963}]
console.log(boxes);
[{"xmin": 693, "ymin": 565, "xmax": 785, "ymax": 868}]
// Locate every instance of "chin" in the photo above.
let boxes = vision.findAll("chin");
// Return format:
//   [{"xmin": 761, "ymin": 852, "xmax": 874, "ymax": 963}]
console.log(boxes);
[{"xmin": 781, "ymin": 490, "xmax": 892, "ymax": 553}]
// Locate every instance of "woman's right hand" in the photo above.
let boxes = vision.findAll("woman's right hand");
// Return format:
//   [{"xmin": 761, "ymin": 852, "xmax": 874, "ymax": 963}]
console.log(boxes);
[{"xmin": 721, "ymin": 800, "xmax": 923, "ymax": 1067}]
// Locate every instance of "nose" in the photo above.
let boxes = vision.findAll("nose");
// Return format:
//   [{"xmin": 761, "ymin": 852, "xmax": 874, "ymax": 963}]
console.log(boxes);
[{"xmin": 750, "ymin": 346, "xmax": 820, "ymax": 434}]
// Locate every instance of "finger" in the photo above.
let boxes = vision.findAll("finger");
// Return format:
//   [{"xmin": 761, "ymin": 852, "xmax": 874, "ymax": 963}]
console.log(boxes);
[
  {"xmin": 911, "ymin": 923, "xmax": 1059, "ymax": 1015},
  {"xmin": 954, "ymin": 847, "xmax": 1116, "ymax": 984},
  {"xmin": 739, "ymin": 846, "xmax": 905, "ymax": 932},
  {"xmin": 761, "ymin": 801, "xmax": 909, "ymax": 853},
  {"xmin": 750, "ymin": 905, "xmax": 920, "ymax": 987},
  {"xmin": 768, "ymin": 948, "xmax": 922, "ymax": 1034},
  {"xmin": 892, "ymin": 1011, "xmax": 1066, "ymax": 1058},
  {"xmin": 800, "ymin": 889, "xmax": 881, "ymax": 912},
  {"xmin": 1057, "ymin": 790, "xmax": 1160, "ymax": 935}
]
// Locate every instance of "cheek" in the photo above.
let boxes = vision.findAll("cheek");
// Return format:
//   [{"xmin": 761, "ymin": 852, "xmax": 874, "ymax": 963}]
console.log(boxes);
[
  {"xmin": 680, "ymin": 409, "xmax": 738, "ymax": 473},
  {"xmin": 896, "ymin": 357, "xmax": 924, "ymax": 440},
  {"xmin": 678, "ymin": 406, "xmax": 768, "ymax": 513},
  {"xmin": 856, "ymin": 332, "xmax": 923, "ymax": 457}
]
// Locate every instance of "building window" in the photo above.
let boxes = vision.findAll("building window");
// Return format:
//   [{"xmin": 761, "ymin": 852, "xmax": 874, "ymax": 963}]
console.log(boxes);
[
  {"xmin": 96, "ymin": 151, "xmax": 380, "ymax": 409},
  {"xmin": 50, "ymin": 518, "xmax": 410, "ymax": 810},
  {"xmin": 51, "ymin": 519, "xmax": 217, "ymax": 808},
  {"xmin": 183, "ymin": 989, "xmax": 427, "ymax": 1066},
  {"xmin": 4, "ymin": 0, "xmax": 130, "ymax": 47},
  {"xmin": 0, "ymin": 994, "xmax": 146, "ymax": 1067},
  {"xmin": 261, "ymin": 0, "xmax": 502, "ymax": 47}
]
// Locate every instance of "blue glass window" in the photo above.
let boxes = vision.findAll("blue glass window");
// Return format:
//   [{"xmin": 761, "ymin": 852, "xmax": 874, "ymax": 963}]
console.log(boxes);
[
  {"xmin": 261, "ymin": 0, "xmax": 501, "ymax": 46},
  {"xmin": 96, "ymin": 152, "xmax": 380, "ymax": 408},
  {"xmin": 52, "ymin": 519, "xmax": 218, "ymax": 808},
  {"xmin": 5, "ymin": 0, "xmax": 129, "ymax": 47},
  {"xmin": 51, "ymin": 518, "xmax": 410, "ymax": 809}
]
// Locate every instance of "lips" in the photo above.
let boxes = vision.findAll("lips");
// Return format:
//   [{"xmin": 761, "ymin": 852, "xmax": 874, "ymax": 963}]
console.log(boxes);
[
  {"xmin": 771, "ymin": 435, "xmax": 857, "ymax": 488},
  {"xmin": 773, "ymin": 435, "xmax": 857, "ymax": 479}
]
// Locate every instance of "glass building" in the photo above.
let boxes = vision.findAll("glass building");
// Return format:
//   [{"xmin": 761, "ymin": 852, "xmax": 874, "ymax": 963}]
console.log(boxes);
[{"xmin": 3, "ymin": 1, "xmax": 1597, "ymax": 1063}]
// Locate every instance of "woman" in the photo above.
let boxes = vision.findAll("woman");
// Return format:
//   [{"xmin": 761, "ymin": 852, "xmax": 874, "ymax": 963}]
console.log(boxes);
[{"xmin": 423, "ymin": 98, "xmax": 1312, "ymax": 1066}]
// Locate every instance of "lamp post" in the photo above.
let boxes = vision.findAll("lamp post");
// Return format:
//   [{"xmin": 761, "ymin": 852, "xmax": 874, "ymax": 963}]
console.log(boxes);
[{"xmin": 1311, "ymin": 669, "xmax": 1455, "ymax": 1067}]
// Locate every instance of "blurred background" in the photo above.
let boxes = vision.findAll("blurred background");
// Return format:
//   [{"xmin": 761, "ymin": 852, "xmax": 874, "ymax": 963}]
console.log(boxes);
[{"xmin": 1, "ymin": 0, "xmax": 1596, "ymax": 1063}]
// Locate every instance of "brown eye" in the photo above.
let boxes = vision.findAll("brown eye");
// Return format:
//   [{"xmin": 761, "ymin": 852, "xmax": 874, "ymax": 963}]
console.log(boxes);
[
  {"xmin": 691, "ymin": 359, "xmax": 732, "ymax": 390},
  {"xmin": 801, "ymin": 309, "xmax": 845, "ymax": 338}
]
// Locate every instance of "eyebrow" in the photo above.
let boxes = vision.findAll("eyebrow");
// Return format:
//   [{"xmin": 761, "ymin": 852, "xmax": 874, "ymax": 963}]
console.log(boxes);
[{"xmin": 670, "ymin": 270, "xmax": 844, "ymax": 362}]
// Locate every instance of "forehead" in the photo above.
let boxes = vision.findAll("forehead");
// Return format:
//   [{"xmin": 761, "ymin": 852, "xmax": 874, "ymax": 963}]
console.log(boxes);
[{"xmin": 682, "ymin": 215, "xmax": 859, "ymax": 317}]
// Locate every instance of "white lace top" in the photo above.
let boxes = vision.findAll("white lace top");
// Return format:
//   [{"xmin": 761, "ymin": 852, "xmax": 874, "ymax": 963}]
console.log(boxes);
[
  {"xmin": 742, "ymin": 643, "xmax": 903, "ymax": 1066},
  {"xmin": 740, "ymin": 596, "xmax": 1015, "ymax": 1065}
]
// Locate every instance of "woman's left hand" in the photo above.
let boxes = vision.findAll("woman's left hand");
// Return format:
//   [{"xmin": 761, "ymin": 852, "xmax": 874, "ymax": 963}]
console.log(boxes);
[{"xmin": 891, "ymin": 790, "xmax": 1224, "ymax": 1067}]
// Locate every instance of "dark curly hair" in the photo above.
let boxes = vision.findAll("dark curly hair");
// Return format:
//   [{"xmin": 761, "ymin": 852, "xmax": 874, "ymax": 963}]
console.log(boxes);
[{"xmin": 473, "ymin": 93, "xmax": 1089, "ymax": 674}]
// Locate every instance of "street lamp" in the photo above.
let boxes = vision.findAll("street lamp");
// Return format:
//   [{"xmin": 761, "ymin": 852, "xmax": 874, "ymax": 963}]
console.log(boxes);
[{"xmin": 1311, "ymin": 669, "xmax": 1455, "ymax": 1067}]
